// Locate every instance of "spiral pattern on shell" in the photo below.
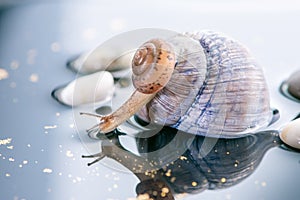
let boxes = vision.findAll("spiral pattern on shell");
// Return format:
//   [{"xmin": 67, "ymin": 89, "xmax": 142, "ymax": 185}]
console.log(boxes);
[
  {"xmin": 135, "ymin": 31, "xmax": 273, "ymax": 137},
  {"xmin": 132, "ymin": 39, "xmax": 176, "ymax": 94}
]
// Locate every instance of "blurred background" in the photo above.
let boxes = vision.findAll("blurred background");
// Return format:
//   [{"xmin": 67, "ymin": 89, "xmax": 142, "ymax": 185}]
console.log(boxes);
[{"xmin": 0, "ymin": 0, "xmax": 300, "ymax": 199}]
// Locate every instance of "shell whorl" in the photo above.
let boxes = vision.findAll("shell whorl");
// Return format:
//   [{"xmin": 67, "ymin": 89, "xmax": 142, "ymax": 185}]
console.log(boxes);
[
  {"xmin": 136, "ymin": 34, "xmax": 207, "ymax": 125},
  {"xmin": 136, "ymin": 31, "xmax": 273, "ymax": 137},
  {"xmin": 132, "ymin": 39, "xmax": 176, "ymax": 94}
]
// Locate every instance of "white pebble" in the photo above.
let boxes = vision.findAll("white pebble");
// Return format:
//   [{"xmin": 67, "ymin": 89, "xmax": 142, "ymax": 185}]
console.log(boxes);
[
  {"xmin": 68, "ymin": 49, "xmax": 133, "ymax": 74},
  {"xmin": 280, "ymin": 118, "xmax": 300, "ymax": 150},
  {"xmin": 52, "ymin": 71, "xmax": 114, "ymax": 106}
]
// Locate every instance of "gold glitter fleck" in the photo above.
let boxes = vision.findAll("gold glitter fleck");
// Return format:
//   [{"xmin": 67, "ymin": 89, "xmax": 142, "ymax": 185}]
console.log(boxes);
[
  {"xmin": 180, "ymin": 156, "xmax": 187, "ymax": 160},
  {"xmin": 0, "ymin": 138, "xmax": 12, "ymax": 145},
  {"xmin": 226, "ymin": 151, "xmax": 230, "ymax": 155},
  {"xmin": 8, "ymin": 157, "xmax": 15, "ymax": 162},
  {"xmin": 23, "ymin": 160, "xmax": 28, "ymax": 165},
  {"xmin": 137, "ymin": 193, "xmax": 150, "ymax": 200},
  {"xmin": 170, "ymin": 177, "xmax": 176, "ymax": 183},
  {"xmin": 66, "ymin": 150, "xmax": 74, "ymax": 158},
  {"xmin": 0, "ymin": 68, "xmax": 9, "ymax": 80},
  {"xmin": 5, "ymin": 173, "xmax": 11, "ymax": 177},
  {"xmin": 43, "ymin": 168, "xmax": 53, "ymax": 173},
  {"xmin": 221, "ymin": 177, "xmax": 227, "ymax": 183},
  {"xmin": 191, "ymin": 181, "xmax": 198, "ymax": 187},
  {"xmin": 165, "ymin": 169, "xmax": 172, "ymax": 177},
  {"xmin": 162, "ymin": 187, "xmax": 169, "ymax": 193},
  {"xmin": 29, "ymin": 73, "xmax": 39, "ymax": 82}
]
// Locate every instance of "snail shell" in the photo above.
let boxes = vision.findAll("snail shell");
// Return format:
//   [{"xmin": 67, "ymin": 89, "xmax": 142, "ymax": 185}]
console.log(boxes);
[
  {"xmin": 135, "ymin": 31, "xmax": 273, "ymax": 137},
  {"xmin": 83, "ymin": 30, "xmax": 273, "ymax": 138}
]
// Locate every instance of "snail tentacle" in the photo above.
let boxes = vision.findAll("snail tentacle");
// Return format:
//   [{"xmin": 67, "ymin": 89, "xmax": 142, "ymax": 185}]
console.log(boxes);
[{"xmin": 83, "ymin": 39, "xmax": 176, "ymax": 135}]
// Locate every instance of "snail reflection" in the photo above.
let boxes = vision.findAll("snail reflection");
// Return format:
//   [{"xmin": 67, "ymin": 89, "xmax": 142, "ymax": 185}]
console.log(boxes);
[{"xmin": 83, "ymin": 124, "xmax": 282, "ymax": 199}]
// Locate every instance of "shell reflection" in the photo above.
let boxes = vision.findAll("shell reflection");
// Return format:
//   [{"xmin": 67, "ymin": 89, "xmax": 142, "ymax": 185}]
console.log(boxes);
[{"xmin": 82, "ymin": 125, "xmax": 282, "ymax": 199}]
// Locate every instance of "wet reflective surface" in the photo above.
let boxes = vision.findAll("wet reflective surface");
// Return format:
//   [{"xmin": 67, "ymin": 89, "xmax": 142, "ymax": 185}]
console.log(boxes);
[
  {"xmin": 1, "ymin": 1, "xmax": 300, "ymax": 200},
  {"xmin": 81, "ymin": 126, "xmax": 283, "ymax": 199}
]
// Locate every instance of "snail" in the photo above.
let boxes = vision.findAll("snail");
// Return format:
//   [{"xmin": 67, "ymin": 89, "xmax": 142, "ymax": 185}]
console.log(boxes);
[{"xmin": 82, "ymin": 30, "xmax": 273, "ymax": 138}]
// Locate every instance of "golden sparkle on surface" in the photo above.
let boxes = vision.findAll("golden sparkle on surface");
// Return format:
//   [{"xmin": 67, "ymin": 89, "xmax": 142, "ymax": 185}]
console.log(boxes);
[
  {"xmin": 165, "ymin": 169, "xmax": 172, "ymax": 177},
  {"xmin": 221, "ymin": 177, "xmax": 227, "ymax": 183},
  {"xmin": 66, "ymin": 150, "xmax": 74, "ymax": 158},
  {"xmin": 191, "ymin": 181, "xmax": 198, "ymax": 187},
  {"xmin": 43, "ymin": 168, "xmax": 53, "ymax": 174},
  {"xmin": 29, "ymin": 73, "xmax": 39, "ymax": 82},
  {"xmin": 0, "ymin": 138, "xmax": 12, "ymax": 145},
  {"xmin": 0, "ymin": 68, "xmax": 9, "ymax": 80}
]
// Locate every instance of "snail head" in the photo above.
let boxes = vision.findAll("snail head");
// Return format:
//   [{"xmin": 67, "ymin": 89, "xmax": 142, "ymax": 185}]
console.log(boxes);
[{"xmin": 81, "ymin": 39, "xmax": 176, "ymax": 135}]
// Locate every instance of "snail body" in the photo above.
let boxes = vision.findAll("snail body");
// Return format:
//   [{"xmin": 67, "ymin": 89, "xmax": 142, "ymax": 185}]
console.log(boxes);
[{"xmin": 83, "ymin": 31, "xmax": 273, "ymax": 138}]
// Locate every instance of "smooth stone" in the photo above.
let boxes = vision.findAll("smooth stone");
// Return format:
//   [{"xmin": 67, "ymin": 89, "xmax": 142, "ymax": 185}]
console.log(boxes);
[
  {"xmin": 52, "ymin": 71, "xmax": 114, "ymax": 106},
  {"xmin": 280, "ymin": 118, "xmax": 300, "ymax": 150},
  {"xmin": 67, "ymin": 50, "xmax": 133, "ymax": 74},
  {"xmin": 287, "ymin": 70, "xmax": 300, "ymax": 100}
]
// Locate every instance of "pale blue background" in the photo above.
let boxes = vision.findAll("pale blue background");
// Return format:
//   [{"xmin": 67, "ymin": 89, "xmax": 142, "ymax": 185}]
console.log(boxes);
[{"xmin": 0, "ymin": 0, "xmax": 300, "ymax": 199}]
